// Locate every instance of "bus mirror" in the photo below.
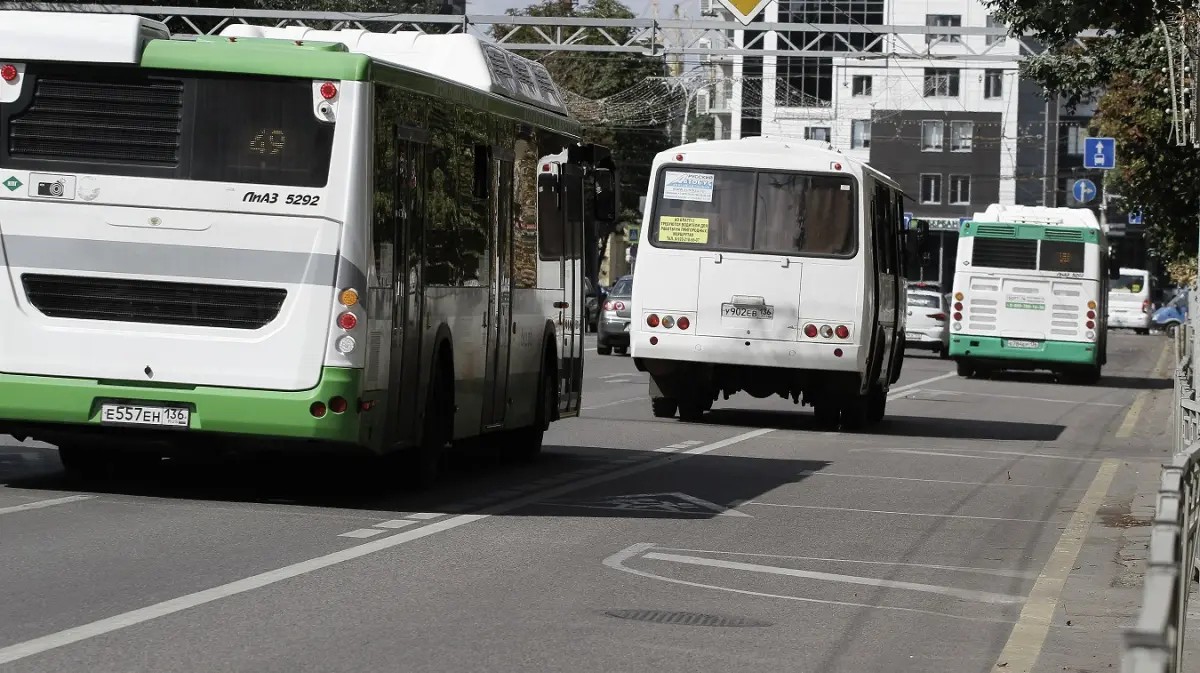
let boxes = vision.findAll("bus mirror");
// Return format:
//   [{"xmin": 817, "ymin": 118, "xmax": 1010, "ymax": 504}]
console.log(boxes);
[{"xmin": 594, "ymin": 170, "xmax": 617, "ymax": 223}]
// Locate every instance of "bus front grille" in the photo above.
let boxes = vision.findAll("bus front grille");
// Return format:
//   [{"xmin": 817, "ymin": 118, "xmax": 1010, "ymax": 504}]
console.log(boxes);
[
  {"xmin": 22, "ymin": 274, "xmax": 287, "ymax": 330},
  {"xmin": 7, "ymin": 74, "xmax": 184, "ymax": 164}
]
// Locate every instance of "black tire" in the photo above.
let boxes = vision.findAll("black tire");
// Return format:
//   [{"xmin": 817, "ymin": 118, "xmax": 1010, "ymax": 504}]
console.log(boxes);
[
  {"xmin": 867, "ymin": 385, "xmax": 887, "ymax": 424},
  {"xmin": 1135, "ymin": 328, "xmax": 1150, "ymax": 335},
  {"xmin": 1166, "ymin": 323, "xmax": 1180, "ymax": 338},
  {"xmin": 597, "ymin": 343, "xmax": 613, "ymax": 355},
  {"xmin": 956, "ymin": 361, "xmax": 974, "ymax": 378},
  {"xmin": 409, "ymin": 360, "xmax": 452, "ymax": 488},
  {"xmin": 510, "ymin": 365, "xmax": 555, "ymax": 461},
  {"xmin": 615, "ymin": 346, "xmax": 629, "ymax": 356},
  {"xmin": 677, "ymin": 395, "xmax": 706, "ymax": 422},
  {"xmin": 938, "ymin": 345, "xmax": 949, "ymax": 360},
  {"xmin": 813, "ymin": 402, "xmax": 840, "ymax": 429},
  {"xmin": 840, "ymin": 395, "xmax": 870, "ymax": 431},
  {"xmin": 651, "ymin": 397, "xmax": 678, "ymax": 418}
]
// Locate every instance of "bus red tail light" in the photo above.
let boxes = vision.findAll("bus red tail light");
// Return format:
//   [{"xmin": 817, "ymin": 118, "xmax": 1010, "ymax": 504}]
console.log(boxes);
[
  {"xmin": 677, "ymin": 316, "xmax": 690, "ymax": 330},
  {"xmin": 835, "ymin": 325, "xmax": 850, "ymax": 339},
  {"xmin": 953, "ymin": 312, "xmax": 962, "ymax": 321},
  {"xmin": 337, "ymin": 312, "xmax": 357, "ymax": 330},
  {"xmin": 1086, "ymin": 320, "xmax": 1095, "ymax": 329},
  {"xmin": 953, "ymin": 302, "xmax": 963, "ymax": 311},
  {"xmin": 1086, "ymin": 310, "xmax": 1096, "ymax": 319},
  {"xmin": 803, "ymin": 324, "xmax": 818, "ymax": 338},
  {"xmin": 646, "ymin": 314, "xmax": 660, "ymax": 327},
  {"xmin": 310, "ymin": 401, "xmax": 327, "ymax": 418},
  {"xmin": 329, "ymin": 396, "xmax": 348, "ymax": 414},
  {"xmin": 0, "ymin": 65, "xmax": 17, "ymax": 82}
]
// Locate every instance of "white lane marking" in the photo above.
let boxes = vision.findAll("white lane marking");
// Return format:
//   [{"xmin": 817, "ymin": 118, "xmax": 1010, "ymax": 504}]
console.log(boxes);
[
  {"xmin": 681, "ymin": 440, "xmax": 704, "ymax": 446},
  {"xmin": 654, "ymin": 447, "xmax": 679, "ymax": 453},
  {"xmin": 919, "ymin": 389, "xmax": 1126, "ymax": 407},
  {"xmin": 863, "ymin": 448, "xmax": 1009, "ymax": 461},
  {"xmin": 541, "ymin": 491, "xmax": 752, "ymax": 517},
  {"xmin": 0, "ymin": 495, "xmax": 94, "ymax": 515},
  {"xmin": 372, "ymin": 520, "xmax": 417, "ymax": 530},
  {"xmin": 602, "ymin": 544, "xmax": 1018, "ymax": 624},
  {"xmin": 405, "ymin": 513, "xmax": 445, "ymax": 520},
  {"xmin": 643, "ymin": 552, "xmax": 1024, "ymax": 604},
  {"xmin": 338, "ymin": 528, "xmax": 387, "ymax": 539},
  {"xmin": 581, "ymin": 396, "xmax": 642, "ymax": 411},
  {"xmin": 0, "ymin": 427, "xmax": 775, "ymax": 665},
  {"xmin": 851, "ymin": 447, "xmax": 1110, "ymax": 463},
  {"xmin": 795, "ymin": 470, "xmax": 1088, "ymax": 492},
  {"xmin": 887, "ymin": 372, "xmax": 956, "ymax": 396},
  {"xmin": 992, "ymin": 459, "xmax": 1119, "ymax": 671},
  {"xmin": 599, "ymin": 374, "xmax": 629, "ymax": 380},
  {"xmin": 742, "ymin": 501, "xmax": 1053, "ymax": 523},
  {"xmin": 654, "ymin": 547, "xmax": 1042, "ymax": 579},
  {"xmin": 672, "ymin": 492, "xmax": 752, "ymax": 517}
]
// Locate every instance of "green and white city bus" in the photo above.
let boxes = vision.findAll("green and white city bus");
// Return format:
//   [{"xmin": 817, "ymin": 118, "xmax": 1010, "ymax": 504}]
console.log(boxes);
[
  {"xmin": 948, "ymin": 204, "xmax": 1115, "ymax": 384},
  {"xmin": 0, "ymin": 11, "xmax": 617, "ymax": 480}
]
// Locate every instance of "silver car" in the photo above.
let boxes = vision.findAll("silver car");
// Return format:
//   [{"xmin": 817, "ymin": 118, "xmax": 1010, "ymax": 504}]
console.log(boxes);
[
  {"xmin": 597, "ymin": 275, "xmax": 632, "ymax": 355},
  {"xmin": 905, "ymin": 287, "xmax": 949, "ymax": 358}
]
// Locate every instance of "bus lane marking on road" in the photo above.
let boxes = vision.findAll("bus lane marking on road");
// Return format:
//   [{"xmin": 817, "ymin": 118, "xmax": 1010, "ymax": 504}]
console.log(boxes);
[
  {"xmin": 0, "ymin": 427, "xmax": 777, "ymax": 666},
  {"xmin": 741, "ymin": 501, "xmax": 1055, "ymax": 524},
  {"xmin": 0, "ymin": 494, "xmax": 94, "ymax": 516},
  {"xmin": 1117, "ymin": 341, "xmax": 1171, "ymax": 439},
  {"xmin": 601, "ymin": 543, "xmax": 1020, "ymax": 624},
  {"xmin": 794, "ymin": 469, "xmax": 1089, "ymax": 491},
  {"xmin": 991, "ymin": 458, "xmax": 1119, "ymax": 672}
]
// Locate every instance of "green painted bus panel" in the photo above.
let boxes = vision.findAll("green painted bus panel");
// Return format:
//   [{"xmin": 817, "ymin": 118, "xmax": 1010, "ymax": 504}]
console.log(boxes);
[
  {"xmin": 960, "ymin": 222, "xmax": 1099, "ymax": 244},
  {"xmin": 141, "ymin": 39, "xmax": 372, "ymax": 81},
  {"xmin": 948, "ymin": 335, "xmax": 1098, "ymax": 365},
  {"xmin": 0, "ymin": 367, "xmax": 365, "ymax": 443}
]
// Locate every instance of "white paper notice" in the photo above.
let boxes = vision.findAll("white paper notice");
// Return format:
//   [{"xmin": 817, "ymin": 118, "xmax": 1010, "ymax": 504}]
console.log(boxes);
[{"xmin": 661, "ymin": 171, "xmax": 715, "ymax": 203}]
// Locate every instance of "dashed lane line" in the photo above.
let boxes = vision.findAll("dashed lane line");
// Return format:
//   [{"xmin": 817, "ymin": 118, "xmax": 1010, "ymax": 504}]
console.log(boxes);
[
  {"xmin": 0, "ymin": 495, "xmax": 94, "ymax": 516},
  {"xmin": 0, "ymin": 427, "xmax": 777, "ymax": 666}
]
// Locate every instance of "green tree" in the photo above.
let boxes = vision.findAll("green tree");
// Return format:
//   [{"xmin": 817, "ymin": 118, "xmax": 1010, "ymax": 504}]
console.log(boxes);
[
  {"xmin": 987, "ymin": 0, "xmax": 1200, "ymax": 273},
  {"xmin": 498, "ymin": 0, "xmax": 673, "ymax": 234}
]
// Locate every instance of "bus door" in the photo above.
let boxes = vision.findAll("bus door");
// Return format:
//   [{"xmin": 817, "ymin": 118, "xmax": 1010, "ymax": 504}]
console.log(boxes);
[
  {"xmin": 390, "ymin": 128, "xmax": 427, "ymax": 445},
  {"xmin": 483, "ymin": 147, "xmax": 515, "ymax": 428},
  {"xmin": 868, "ymin": 182, "xmax": 900, "ymax": 385},
  {"xmin": 558, "ymin": 163, "xmax": 585, "ymax": 414}
]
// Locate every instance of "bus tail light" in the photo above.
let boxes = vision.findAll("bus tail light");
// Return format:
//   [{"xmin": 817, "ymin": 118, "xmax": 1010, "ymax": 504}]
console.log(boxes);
[
  {"xmin": 320, "ymin": 81, "xmax": 338, "ymax": 99},
  {"xmin": 647, "ymin": 314, "xmax": 660, "ymax": 327},
  {"xmin": 329, "ymin": 396, "xmax": 348, "ymax": 414},
  {"xmin": 336, "ymin": 335, "xmax": 356, "ymax": 354},
  {"xmin": 337, "ymin": 312, "xmax": 357, "ymax": 330},
  {"xmin": 954, "ymin": 292, "xmax": 964, "ymax": 301},
  {"xmin": 819, "ymin": 325, "xmax": 834, "ymax": 339},
  {"xmin": 310, "ymin": 401, "xmax": 327, "ymax": 418},
  {"xmin": 1086, "ymin": 310, "xmax": 1096, "ymax": 319},
  {"xmin": 953, "ymin": 302, "xmax": 963, "ymax": 311},
  {"xmin": 1087, "ymin": 300, "xmax": 1097, "ymax": 309},
  {"xmin": 661, "ymin": 315, "xmax": 675, "ymax": 328},
  {"xmin": 803, "ymin": 324, "xmax": 818, "ymax": 338},
  {"xmin": 677, "ymin": 316, "xmax": 690, "ymax": 330},
  {"xmin": 835, "ymin": 325, "xmax": 850, "ymax": 339},
  {"xmin": 339, "ymin": 288, "xmax": 359, "ymax": 307},
  {"xmin": 953, "ymin": 312, "xmax": 962, "ymax": 321},
  {"xmin": 0, "ymin": 65, "xmax": 16, "ymax": 82},
  {"xmin": 1086, "ymin": 320, "xmax": 1096, "ymax": 329}
]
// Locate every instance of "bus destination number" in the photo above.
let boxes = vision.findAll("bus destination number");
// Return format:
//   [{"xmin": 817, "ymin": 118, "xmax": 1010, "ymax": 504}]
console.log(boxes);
[
  {"xmin": 242, "ymin": 191, "xmax": 321, "ymax": 207},
  {"xmin": 721, "ymin": 303, "xmax": 774, "ymax": 319},
  {"xmin": 100, "ymin": 403, "xmax": 190, "ymax": 428}
]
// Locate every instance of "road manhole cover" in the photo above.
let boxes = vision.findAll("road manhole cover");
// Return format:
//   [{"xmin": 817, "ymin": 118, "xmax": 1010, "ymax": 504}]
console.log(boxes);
[{"xmin": 603, "ymin": 609, "xmax": 772, "ymax": 627}]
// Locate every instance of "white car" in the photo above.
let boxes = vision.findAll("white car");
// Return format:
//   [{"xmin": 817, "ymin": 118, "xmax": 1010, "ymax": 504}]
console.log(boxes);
[
  {"xmin": 1108, "ymin": 267, "xmax": 1153, "ymax": 334},
  {"xmin": 905, "ymin": 287, "xmax": 949, "ymax": 358}
]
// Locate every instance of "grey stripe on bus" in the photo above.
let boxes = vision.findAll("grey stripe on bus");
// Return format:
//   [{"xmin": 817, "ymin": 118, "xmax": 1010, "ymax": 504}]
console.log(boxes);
[{"xmin": 1, "ymin": 235, "xmax": 366, "ymax": 288}]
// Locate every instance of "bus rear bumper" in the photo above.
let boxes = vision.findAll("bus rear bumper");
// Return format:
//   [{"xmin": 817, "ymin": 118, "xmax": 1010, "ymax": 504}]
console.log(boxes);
[
  {"xmin": 630, "ymin": 330, "xmax": 862, "ymax": 372},
  {"xmin": 0, "ymin": 367, "xmax": 364, "ymax": 447},
  {"xmin": 948, "ymin": 335, "xmax": 1098, "ymax": 366}
]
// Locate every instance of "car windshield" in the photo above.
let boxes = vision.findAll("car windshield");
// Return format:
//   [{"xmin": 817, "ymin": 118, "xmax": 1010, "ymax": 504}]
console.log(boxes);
[
  {"xmin": 907, "ymin": 293, "xmax": 941, "ymax": 309},
  {"xmin": 1111, "ymin": 274, "xmax": 1148, "ymax": 293},
  {"xmin": 609, "ymin": 277, "xmax": 633, "ymax": 296}
]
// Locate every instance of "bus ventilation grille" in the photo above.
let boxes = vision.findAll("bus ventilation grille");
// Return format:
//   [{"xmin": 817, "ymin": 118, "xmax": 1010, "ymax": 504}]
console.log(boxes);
[
  {"xmin": 21, "ymin": 274, "xmax": 286, "ymax": 330},
  {"xmin": 971, "ymin": 238, "xmax": 1037, "ymax": 270},
  {"xmin": 976, "ymin": 225, "xmax": 1017, "ymax": 237},
  {"xmin": 1044, "ymin": 229, "xmax": 1085, "ymax": 242},
  {"xmin": 7, "ymin": 73, "xmax": 184, "ymax": 164}
]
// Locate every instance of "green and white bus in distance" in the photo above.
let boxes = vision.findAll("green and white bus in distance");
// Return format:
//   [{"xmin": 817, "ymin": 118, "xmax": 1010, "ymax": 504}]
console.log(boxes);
[
  {"xmin": 0, "ymin": 12, "xmax": 618, "ymax": 480},
  {"xmin": 948, "ymin": 204, "xmax": 1116, "ymax": 384}
]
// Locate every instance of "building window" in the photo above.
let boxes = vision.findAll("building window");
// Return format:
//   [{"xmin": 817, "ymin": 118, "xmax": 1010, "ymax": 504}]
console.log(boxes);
[
  {"xmin": 852, "ymin": 75, "xmax": 873, "ymax": 96},
  {"xmin": 926, "ymin": 14, "xmax": 962, "ymax": 44},
  {"xmin": 986, "ymin": 14, "xmax": 1007, "ymax": 46},
  {"xmin": 984, "ymin": 69, "xmax": 1004, "ymax": 99},
  {"xmin": 920, "ymin": 174, "xmax": 942, "ymax": 204},
  {"xmin": 1065, "ymin": 123, "xmax": 1085, "ymax": 155},
  {"xmin": 921, "ymin": 120, "xmax": 944, "ymax": 151},
  {"xmin": 851, "ymin": 120, "xmax": 871, "ymax": 149},
  {"xmin": 949, "ymin": 175, "xmax": 971, "ymax": 204},
  {"xmin": 950, "ymin": 121, "xmax": 973, "ymax": 151},
  {"xmin": 805, "ymin": 126, "xmax": 831, "ymax": 142},
  {"xmin": 924, "ymin": 68, "xmax": 960, "ymax": 97}
]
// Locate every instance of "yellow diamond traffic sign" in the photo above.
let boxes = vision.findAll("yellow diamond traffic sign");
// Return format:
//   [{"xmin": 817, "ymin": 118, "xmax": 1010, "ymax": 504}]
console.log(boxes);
[{"xmin": 716, "ymin": 0, "xmax": 774, "ymax": 25}]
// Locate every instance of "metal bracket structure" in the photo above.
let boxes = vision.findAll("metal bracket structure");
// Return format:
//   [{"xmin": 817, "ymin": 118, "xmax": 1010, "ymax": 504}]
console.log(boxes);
[{"xmin": 0, "ymin": 3, "xmax": 1103, "ymax": 61}]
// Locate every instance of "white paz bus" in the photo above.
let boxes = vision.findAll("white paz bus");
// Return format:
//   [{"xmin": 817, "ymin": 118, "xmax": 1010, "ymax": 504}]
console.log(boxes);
[
  {"xmin": 0, "ymin": 12, "xmax": 618, "ymax": 481},
  {"xmin": 629, "ymin": 138, "xmax": 924, "ymax": 430}
]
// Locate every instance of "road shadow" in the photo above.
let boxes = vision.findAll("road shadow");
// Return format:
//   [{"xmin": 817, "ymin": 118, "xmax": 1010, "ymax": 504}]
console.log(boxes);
[
  {"xmin": 1097, "ymin": 375, "xmax": 1173, "ymax": 391},
  {"xmin": 695, "ymin": 408, "xmax": 1065, "ymax": 442},
  {"xmin": 0, "ymin": 438, "xmax": 829, "ymax": 521}
]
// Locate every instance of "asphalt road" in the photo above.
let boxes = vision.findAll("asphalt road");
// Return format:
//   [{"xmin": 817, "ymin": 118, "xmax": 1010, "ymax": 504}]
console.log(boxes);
[{"xmin": 0, "ymin": 331, "xmax": 1178, "ymax": 673}]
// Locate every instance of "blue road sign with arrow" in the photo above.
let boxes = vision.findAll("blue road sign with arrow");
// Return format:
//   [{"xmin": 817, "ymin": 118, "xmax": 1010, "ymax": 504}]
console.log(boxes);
[
  {"xmin": 903, "ymin": 212, "xmax": 912, "ymax": 229},
  {"xmin": 1072, "ymin": 178, "xmax": 1097, "ymax": 204},
  {"xmin": 1083, "ymin": 137, "xmax": 1116, "ymax": 170},
  {"xmin": 1129, "ymin": 210, "xmax": 1143, "ymax": 225}
]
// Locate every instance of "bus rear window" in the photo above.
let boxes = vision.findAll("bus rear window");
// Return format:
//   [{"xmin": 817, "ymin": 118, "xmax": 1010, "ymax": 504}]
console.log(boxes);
[
  {"xmin": 1, "ymin": 64, "xmax": 333, "ymax": 188},
  {"xmin": 650, "ymin": 167, "xmax": 856, "ymax": 257}
]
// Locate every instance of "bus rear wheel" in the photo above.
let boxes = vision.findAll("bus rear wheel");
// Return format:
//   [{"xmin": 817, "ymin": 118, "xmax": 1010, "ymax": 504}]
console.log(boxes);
[
  {"xmin": 651, "ymin": 397, "xmax": 678, "ymax": 418},
  {"xmin": 956, "ymin": 361, "xmax": 974, "ymax": 378},
  {"xmin": 510, "ymin": 366, "xmax": 555, "ymax": 460},
  {"xmin": 408, "ymin": 363, "xmax": 452, "ymax": 489}
]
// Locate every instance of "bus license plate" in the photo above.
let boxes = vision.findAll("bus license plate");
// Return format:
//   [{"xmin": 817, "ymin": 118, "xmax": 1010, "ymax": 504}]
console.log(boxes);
[
  {"xmin": 721, "ymin": 303, "xmax": 775, "ymax": 319},
  {"xmin": 100, "ymin": 404, "xmax": 190, "ymax": 428},
  {"xmin": 1005, "ymin": 339, "xmax": 1040, "ymax": 349}
]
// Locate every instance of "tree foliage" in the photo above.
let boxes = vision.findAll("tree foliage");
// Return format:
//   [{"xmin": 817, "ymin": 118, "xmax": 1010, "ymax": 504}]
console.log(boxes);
[
  {"xmin": 498, "ymin": 0, "xmax": 673, "ymax": 233},
  {"xmin": 986, "ymin": 0, "xmax": 1200, "ymax": 269}
]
